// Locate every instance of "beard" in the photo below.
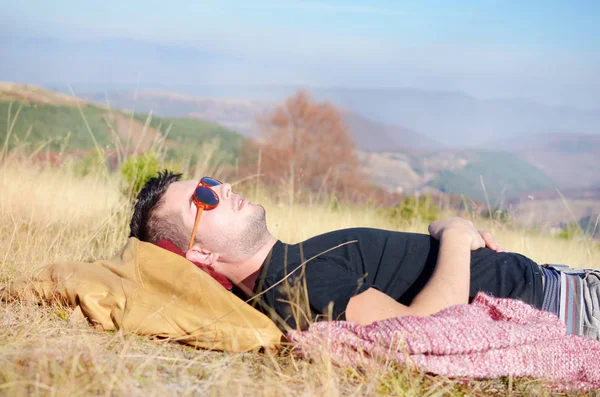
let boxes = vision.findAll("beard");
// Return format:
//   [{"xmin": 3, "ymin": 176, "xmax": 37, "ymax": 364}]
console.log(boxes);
[
  {"xmin": 211, "ymin": 204, "xmax": 270, "ymax": 262},
  {"xmin": 239, "ymin": 204, "xmax": 269, "ymax": 249}
]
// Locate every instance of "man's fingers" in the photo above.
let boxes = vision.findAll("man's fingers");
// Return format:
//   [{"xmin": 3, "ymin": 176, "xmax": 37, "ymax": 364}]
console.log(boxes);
[
  {"xmin": 496, "ymin": 243, "xmax": 508, "ymax": 253},
  {"xmin": 475, "ymin": 234, "xmax": 486, "ymax": 251},
  {"xmin": 479, "ymin": 231, "xmax": 496, "ymax": 249},
  {"xmin": 478, "ymin": 230, "xmax": 506, "ymax": 252}
]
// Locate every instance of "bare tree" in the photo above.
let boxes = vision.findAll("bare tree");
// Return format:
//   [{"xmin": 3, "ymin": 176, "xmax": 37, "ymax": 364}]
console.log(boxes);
[{"xmin": 244, "ymin": 90, "xmax": 364, "ymax": 203}]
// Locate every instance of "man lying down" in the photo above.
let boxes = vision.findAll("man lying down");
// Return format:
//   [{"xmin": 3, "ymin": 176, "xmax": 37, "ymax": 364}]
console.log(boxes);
[{"xmin": 129, "ymin": 171, "xmax": 600, "ymax": 340}]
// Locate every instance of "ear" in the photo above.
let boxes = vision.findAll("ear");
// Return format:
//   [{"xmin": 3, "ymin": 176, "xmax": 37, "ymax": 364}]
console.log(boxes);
[{"xmin": 185, "ymin": 245, "xmax": 215, "ymax": 266}]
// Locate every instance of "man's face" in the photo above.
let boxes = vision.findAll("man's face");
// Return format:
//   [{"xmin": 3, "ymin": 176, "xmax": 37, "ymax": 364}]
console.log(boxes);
[{"xmin": 160, "ymin": 179, "xmax": 268, "ymax": 259}]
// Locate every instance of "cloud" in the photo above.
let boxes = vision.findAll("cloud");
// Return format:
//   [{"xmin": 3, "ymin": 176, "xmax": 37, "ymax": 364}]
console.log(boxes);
[{"xmin": 270, "ymin": 1, "xmax": 407, "ymax": 16}]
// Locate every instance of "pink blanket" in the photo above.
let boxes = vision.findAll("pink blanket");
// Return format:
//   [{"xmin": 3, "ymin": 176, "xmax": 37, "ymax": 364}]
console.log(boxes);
[{"xmin": 287, "ymin": 294, "xmax": 600, "ymax": 390}]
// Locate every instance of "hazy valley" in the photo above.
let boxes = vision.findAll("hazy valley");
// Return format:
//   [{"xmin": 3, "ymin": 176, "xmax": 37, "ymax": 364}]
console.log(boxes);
[{"xmin": 3, "ymin": 82, "xmax": 600, "ymax": 233}]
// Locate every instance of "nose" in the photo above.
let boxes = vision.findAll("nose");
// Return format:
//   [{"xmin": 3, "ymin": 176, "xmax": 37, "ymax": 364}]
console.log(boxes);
[{"xmin": 220, "ymin": 183, "xmax": 232, "ymax": 199}]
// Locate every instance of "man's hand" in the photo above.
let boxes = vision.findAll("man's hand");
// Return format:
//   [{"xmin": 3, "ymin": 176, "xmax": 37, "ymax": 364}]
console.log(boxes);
[
  {"xmin": 478, "ymin": 230, "xmax": 507, "ymax": 253},
  {"xmin": 428, "ymin": 217, "xmax": 485, "ymax": 251},
  {"xmin": 429, "ymin": 217, "xmax": 507, "ymax": 252}
]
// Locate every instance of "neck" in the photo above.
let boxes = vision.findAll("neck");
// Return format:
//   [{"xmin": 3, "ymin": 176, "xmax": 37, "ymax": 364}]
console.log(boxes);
[{"xmin": 219, "ymin": 234, "xmax": 278, "ymax": 296}]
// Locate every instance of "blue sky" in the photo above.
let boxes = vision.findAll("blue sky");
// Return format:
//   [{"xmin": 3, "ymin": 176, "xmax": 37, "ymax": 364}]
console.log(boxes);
[{"xmin": 2, "ymin": 0, "xmax": 599, "ymax": 108}]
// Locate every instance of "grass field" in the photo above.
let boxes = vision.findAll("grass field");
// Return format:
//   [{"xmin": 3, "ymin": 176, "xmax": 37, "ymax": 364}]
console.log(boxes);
[{"xmin": 1, "ymin": 154, "xmax": 599, "ymax": 396}]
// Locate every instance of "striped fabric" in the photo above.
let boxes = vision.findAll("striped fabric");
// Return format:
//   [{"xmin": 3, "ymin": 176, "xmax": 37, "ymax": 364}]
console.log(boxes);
[
  {"xmin": 540, "ymin": 266, "xmax": 560, "ymax": 317},
  {"xmin": 541, "ymin": 264, "xmax": 585, "ymax": 336},
  {"xmin": 559, "ymin": 271, "xmax": 584, "ymax": 336}
]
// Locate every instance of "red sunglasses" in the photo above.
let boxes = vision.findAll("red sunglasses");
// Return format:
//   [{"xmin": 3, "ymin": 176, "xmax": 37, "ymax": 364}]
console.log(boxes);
[{"xmin": 188, "ymin": 177, "xmax": 222, "ymax": 250}]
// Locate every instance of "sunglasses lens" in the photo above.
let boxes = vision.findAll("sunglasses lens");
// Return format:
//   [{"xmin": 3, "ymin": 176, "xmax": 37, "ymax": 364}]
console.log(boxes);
[
  {"xmin": 201, "ymin": 177, "xmax": 221, "ymax": 187},
  {"xmin": 195, "ymin": 187, "xmax": 219, "ymax": 207}
]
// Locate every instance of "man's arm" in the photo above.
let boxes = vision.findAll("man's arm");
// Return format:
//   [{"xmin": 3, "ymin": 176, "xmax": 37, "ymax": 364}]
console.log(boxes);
[{"xmin": 346, "ymin": 218, "xmax": 484, "ymax": 325}]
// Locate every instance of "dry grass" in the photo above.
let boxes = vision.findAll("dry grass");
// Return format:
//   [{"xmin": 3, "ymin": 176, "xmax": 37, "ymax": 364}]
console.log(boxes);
[{"xmin": 1, "ymin": 158, "xmax": 599, "ymax": 396}]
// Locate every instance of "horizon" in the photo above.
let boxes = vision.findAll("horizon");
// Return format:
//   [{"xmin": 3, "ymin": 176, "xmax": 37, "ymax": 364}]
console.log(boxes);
[{"xmin": 2, "ymin": 0, "xmax": 599, "ymax": 110}]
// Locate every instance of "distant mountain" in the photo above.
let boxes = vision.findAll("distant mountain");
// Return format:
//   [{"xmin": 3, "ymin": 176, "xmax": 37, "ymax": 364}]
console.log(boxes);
[
  {"xmin": 485, "ymin": 133, "xmax": 600, "ymax": 189},
  {"xmin": 428, "ymin": 150, "xmax": 556, "ymax": 204},
  {"xmin": 79, "ymin": 89, "xmax": 600, "ymax": 200},
  {"xmin": 0, "ymin": 81, "xmax": 86, "ymax": 107},
  {"xmin": 5, "ymin": 83, "xmax": 599, "ymax": 217},
  {"xmin": 80, "ymin": 90, "xmax": 439, "ymax": 150},
  {"xmin": 341, "ymin": 111, "xmax": 439, "ymax": 151},
  {"xmin": 81, "ymin": 85, "xmax": 600, "ymax": 148},
  {"xmin": 4, "ymin": 35, "xmax": 599, "ymax": 148},
  {"xmin": 313, "ymin": 88, "xmax": 600, "ymax": 147},
  {"xmin": 361, "ymin": 149, "xmax": 556, "ymax": 203},
  {"xmin": 82, "ymin": 91, "xmax": 271, "ymax": 136}
]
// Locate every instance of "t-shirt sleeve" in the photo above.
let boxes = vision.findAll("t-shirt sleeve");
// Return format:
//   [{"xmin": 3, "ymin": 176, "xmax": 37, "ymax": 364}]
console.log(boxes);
[{"xmin": 268, "ymin": 258, "xmax": 371, "ymax": 330}]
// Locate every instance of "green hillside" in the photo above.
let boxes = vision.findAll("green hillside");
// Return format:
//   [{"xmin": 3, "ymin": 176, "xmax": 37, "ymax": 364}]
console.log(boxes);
[
  {"xmin": 0, "ymin": 100, "xmax": 244, "ymax": 160},
  {"xmin": 0, "ymin": 101, "xmax": 114, "ymax": 150},
  {"xmin": 133, "ymin": 114, "xmax": 244, "ymax": 163},
  {"xmin": 428, "ymin": 151, "xmax": 556, "ymax": 203}
]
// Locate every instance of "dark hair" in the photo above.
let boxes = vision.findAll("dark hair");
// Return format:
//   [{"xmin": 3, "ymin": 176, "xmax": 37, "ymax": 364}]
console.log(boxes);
[{"xmin": 129, "ymin": 170, "xmax": 188, "ymax": 251}]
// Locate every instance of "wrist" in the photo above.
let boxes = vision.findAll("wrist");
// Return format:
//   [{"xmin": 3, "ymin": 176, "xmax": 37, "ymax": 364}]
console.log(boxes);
[{"xmin": 440, "ymin": 228, "xmax": 473, "ymax": 247}]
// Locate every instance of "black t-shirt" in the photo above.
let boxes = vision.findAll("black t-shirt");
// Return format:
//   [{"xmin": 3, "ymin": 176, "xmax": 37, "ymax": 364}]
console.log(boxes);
[{"xmin": 251, "ymin": 228, "xmax": 544, "ymax": 331}]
